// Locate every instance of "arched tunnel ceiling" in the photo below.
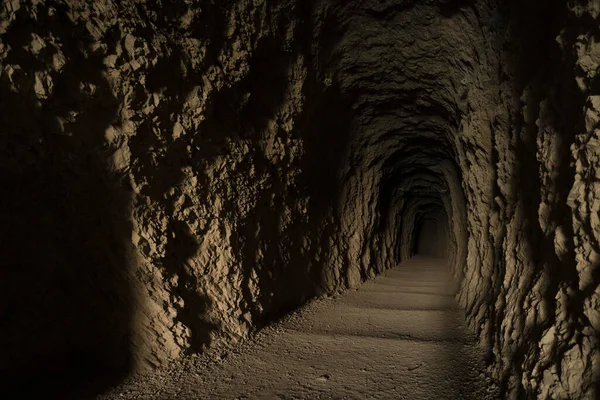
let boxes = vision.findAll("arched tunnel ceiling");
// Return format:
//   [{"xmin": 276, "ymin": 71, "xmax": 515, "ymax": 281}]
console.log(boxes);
[
  {"xmin": 318, "ymin": 0, "xmax": 490, "ymax": 115},
  {"xmin": 312, "ymin": 1, "xmax": 487, "ymax": 247}
]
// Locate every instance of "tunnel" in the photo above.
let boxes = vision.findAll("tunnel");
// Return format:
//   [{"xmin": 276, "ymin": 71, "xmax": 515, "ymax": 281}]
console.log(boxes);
[
  {"xmin": 1, "ymin": 0, "xmax": 599, "ymax": 399},
  {"xmin": 413, "ymin": 211, "xmax": 448, "ymax": 258}
]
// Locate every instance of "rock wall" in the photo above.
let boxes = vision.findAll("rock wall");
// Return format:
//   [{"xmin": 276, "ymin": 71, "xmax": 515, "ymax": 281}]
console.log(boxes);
[
  {"xmin": 456, "ymin": 1, "xmax": 600, "ymax": 398},
  {"xmin": 1, "ymin": 0, "xmax": 599, "ymax": 399},
  {"xmin": 0, "ymin": 0, "xmax": 366, "ymax": 394}
]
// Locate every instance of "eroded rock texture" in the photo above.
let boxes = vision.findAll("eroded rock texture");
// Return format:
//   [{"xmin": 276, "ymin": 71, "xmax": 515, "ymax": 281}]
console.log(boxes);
[{"xmin": 1, "ymin": 0, "xmax": 599, "ymax": 398}]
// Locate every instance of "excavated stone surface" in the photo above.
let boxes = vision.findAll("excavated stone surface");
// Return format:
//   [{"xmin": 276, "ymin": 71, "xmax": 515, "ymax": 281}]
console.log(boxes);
[
  {"xmin": 454, "ymin": 2, "xmax": 600, "ymax": 399},
  {"xmin": 0, "ymin": 0, "xmax": 355, "ymax": 395},
  {"xmin": 2, "ymin": 0, "xmax": 600, "ymax": 399}
]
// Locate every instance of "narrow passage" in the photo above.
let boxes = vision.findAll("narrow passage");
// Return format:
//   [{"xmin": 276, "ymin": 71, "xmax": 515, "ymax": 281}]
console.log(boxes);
[{"xmin": 103, "ymin": 257, "xmax": 497, "ymax": 399}]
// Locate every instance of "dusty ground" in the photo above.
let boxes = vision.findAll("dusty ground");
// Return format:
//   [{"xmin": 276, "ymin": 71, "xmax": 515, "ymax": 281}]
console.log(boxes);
[{"xmin": 100, "ymin": 257, "xmax": 498, "ymax": 399}]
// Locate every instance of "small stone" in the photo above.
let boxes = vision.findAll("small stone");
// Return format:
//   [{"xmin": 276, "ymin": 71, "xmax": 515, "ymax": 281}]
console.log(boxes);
[
  {"xmin": 173, "ymin": 121, "xmax": 185, "ymax": 139},
  {"xmin": 124, "ymin": 33, "xmax": 136, "ymax": 57}
]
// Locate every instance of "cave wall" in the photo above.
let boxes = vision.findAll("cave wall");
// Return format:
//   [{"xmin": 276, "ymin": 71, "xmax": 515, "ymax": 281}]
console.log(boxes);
[
  {"xmin": 2, "ymin": 0, "xmax": 600, "ymax": 398},
  {"xmin": 454, "ymin": 0, "xmax": 600, "ymax": 398},
  {"xmin": 0, "ymin": 0, "xmax": 368, "ymax": 390},
  {"xmin": 452, "ymin": 1, "xmax": 600, "ymax": 399}
]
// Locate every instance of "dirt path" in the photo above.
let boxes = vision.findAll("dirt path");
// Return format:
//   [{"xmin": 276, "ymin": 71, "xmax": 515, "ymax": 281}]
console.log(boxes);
[{"xmin": 100, "ymin": 257, "xmax": 498, "ymax": 399}]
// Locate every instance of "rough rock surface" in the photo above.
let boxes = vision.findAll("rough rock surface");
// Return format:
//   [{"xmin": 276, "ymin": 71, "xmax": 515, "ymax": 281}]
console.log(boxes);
[
  {"xmin": 455, "ymin": 2, "xmax": 600, "ymax": 399},
  {"xmin": 1, "ymin": 0, "xmax": 599, "ymax": 399}
]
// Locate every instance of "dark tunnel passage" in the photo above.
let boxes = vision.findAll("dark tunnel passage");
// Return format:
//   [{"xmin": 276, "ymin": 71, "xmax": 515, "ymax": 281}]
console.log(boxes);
[
  {"xmin": 1, "ymin": 0, "xmax": 599, "ymax": 399},
  {"xmin": 412, "ymin": 210, "xmax": 448, "ymax": 258}
]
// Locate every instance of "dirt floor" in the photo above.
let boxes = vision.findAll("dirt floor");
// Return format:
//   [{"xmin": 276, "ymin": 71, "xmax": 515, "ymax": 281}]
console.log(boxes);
[{"xmin": 99, "ymin": 256, "xmax": 498, "ymax": 399}]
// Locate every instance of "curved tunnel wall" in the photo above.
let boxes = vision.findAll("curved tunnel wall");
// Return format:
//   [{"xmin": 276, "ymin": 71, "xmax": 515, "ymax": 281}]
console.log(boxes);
[{"xmin": 1, "ymin": 0, "xmax": 599, "ymax": 399}]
